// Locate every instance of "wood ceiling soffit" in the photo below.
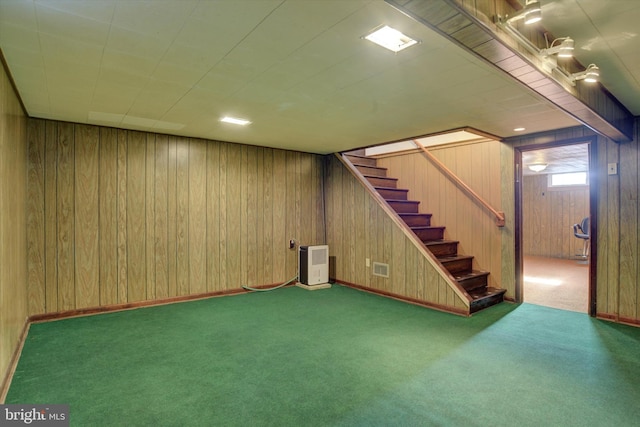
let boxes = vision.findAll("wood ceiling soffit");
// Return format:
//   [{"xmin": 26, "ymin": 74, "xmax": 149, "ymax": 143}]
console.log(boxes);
[{"xmin": 385, "ymin": 0, "xmax": 634, "ymax": 142}]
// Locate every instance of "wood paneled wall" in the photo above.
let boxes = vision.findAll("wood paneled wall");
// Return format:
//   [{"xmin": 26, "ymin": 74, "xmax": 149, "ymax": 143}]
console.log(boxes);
[
  {"xmin": 522, "ymin": 174, "xmax": 589, "ymax": 258},
  {"xmin": 505, "ymin": 121, "xmax": 640, "ymax": 325},
  {"xmin": 0, "ymin": 59, "xmax": 28, "ymax": 392},
  {"xmin": 26, "ymin": 119, "xmax": 325, "ymax": 315},
  {"xmin": 377, "ymin": 141, "xmax": 504, "ymax": 292},
  {"xmin": 325, "ymin": 155, "xmax": 467, "ymax": 313}
]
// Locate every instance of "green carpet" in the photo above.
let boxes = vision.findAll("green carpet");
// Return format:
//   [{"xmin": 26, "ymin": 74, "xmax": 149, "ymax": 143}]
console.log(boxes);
[{"xmin": 6, "ymin": 285, "xmax": 640, "ymax": 426}]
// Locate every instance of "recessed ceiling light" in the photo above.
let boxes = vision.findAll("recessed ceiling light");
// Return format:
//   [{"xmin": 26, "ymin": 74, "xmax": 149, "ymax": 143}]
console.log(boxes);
[
  {"xmin": 364, "ymin": 25, "xmax": 418, "ymax": 52},
  {"xmin": 514, "ymin": 127, "xmax": 526, "ymax": 132},
  {"xmin": 220, "ymin": 116, "xmax": 251, "ymax": 126}
]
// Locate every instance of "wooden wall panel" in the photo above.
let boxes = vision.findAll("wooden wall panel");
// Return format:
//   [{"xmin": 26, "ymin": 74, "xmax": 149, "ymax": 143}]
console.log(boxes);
[
  {"xmin": 0, "ymin": 60, "xmax": 28, "ymax": 390},
  {"xmin": 117, "ymin": 130, "xmax": 128, "ymax": 303},
  {"xmin": 521, "ymin": 174, "xmax": 589, "ymax": 259},
  {"xmin": 325, "ymin": 155, "xmax": 467, "ymax": 313},
  {"xmin": 175, "ymin": 141, "xmax": 189, "ymax": 296},
  {"xmin": 25, "ymin": 120, "xmax": 325, "ymax": 315},
  {"xmin": 57, "ymin": 123, "xmax": 75, "ymax": 310},
  {"xmin": 145, "ymin": 135, "xmax": 156, "ymax": 301},
  {"xmin": 44, "ymin": 122, "xmax": 58, "ymax": 310},
  {"xmin": 26, "ymin": 119, "xmax": 45, "ymax": 315},
  {"xmin": 206, "ymin": 140, "xmax": 221, "ymax": 292},
  {"xmin": 99, "ymin": 127, "xmax": 118, "ymax": 306},
  {"xmin": 154, "ymin": 135, "xmax": 169, "ymax": 300},
  {"xmin": 75, "ymin": 124, "xmax": 100, "ymax": 309},
  {"xmin": 167, "ymin": 137, "xmax": 178, "ymax": 297},
  {"xmin": 127, "ymin": 132, "xmax": 147, "ymax": 302},
  {"xmin": 618, "ymin": 138, "xmax": 637, "ymax": 319},
  {"xmin": 189, "ymin": 139, "xmax": 207, "ymax": 294}
]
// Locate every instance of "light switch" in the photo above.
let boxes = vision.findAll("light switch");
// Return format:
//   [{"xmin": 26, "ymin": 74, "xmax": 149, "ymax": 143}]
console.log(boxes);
[{"xmin": 608, "ymin": 163, "xmax": 618, "ymax": 175}]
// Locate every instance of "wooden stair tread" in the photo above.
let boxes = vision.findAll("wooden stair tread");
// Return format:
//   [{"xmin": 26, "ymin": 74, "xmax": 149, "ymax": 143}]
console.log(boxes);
[
  {"xmin": 468, "ymin": 287, "xmax": 507, "ymax": 300},
  {"xmin": 375, "ymin": 186, "xmax": 408, "ymax": 191},
  {"xmin": 453, "ymin": 270, "xmax": 489, "ymax": 280},
  {"xmin": 438, "ymin": 254, "xmax": 474, "ymax": 262},
  {"xmin": 424, "ymin": 239, "xmax": 458, "ymax": 246},
  {"xmin": 363, "ymin": 174, "xmax": 397, "ymax": 180},
  {"xmin": 411, "ymin": 225, "xmax": 445, "ymax": 230},
  {"xmin": 387, "ymin": 199, "xmax": 420, "ymax": 203}
]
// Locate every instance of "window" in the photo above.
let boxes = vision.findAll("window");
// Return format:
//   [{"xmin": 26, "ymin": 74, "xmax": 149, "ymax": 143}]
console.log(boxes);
[{"xmin": 548, "ymin": 172, "xmax": 588, "ymax": 189}]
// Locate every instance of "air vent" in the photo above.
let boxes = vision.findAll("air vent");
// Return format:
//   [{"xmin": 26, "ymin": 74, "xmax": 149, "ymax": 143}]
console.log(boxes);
[{"xmin": 373, "ymin": 262, "xmax": 389, "ymax": 278}]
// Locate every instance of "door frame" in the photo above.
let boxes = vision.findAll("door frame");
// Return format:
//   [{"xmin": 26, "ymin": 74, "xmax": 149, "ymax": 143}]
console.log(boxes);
[{"xmin": 514, "ymin": 136, "xmax": 598, "ymax": 316}]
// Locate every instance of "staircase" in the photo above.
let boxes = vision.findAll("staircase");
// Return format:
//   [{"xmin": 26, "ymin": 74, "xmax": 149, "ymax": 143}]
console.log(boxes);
[{"xmin": 345, "ymin": 153, "xmax": 506, "ymax": 313}]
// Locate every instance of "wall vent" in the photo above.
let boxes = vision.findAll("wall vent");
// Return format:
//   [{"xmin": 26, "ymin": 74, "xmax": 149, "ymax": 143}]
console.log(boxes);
[{"xmin": 373, "ymin": 262, "xmax": 389, "ymax": 278}]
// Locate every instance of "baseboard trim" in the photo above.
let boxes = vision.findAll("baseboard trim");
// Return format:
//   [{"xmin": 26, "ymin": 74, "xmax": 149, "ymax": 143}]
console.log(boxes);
[
  {"xmin": 596, "ymin": 312, "xmax": 640, "ymax": 328},
  {"xmin": 0, "ymin": 318, "xmax": 30, "ymax": 403},
  {"xmin": 335, "ymin": 280, "xmax": 469, "ymax": 317},
  {"xmin": 28, "ymin": 283, "xmax": 289, "ymax": 324}
]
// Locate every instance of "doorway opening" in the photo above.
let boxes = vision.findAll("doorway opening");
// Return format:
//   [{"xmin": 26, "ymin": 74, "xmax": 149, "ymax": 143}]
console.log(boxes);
[{"xmin": 515, "ymin": 138, "xmax": 597, "ymax": 314}]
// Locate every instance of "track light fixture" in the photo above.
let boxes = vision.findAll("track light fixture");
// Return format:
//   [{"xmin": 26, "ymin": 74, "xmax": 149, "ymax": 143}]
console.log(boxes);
[
  {"xmin": 541, "ymin": 37, "xmax": 574, "ymax": 58},
  {"xmin": 572, "ymin": 64, "xmax": 600, "ymax": 84},
  {"xmin": 555, "ymin": 63, "xmax": 600, "ymax": 86},
  {"xmin": 507, "ymin": 0, "xmax": 542, "ymax": 25}
]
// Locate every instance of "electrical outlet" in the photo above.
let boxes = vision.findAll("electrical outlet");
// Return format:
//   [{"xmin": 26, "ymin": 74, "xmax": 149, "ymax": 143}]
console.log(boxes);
[
  {"xmin": 289, "ymin": 239, "xmax": 296, "ymax": 249},
  {"xmin": 608, "ymin": 163, "xmax": 618, "ymax": 175}
]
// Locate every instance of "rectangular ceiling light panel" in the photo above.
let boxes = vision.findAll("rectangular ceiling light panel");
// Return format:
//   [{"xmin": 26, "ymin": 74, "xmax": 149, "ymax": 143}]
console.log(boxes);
[{"xmin": 365, "ymin": 25, "xmax": 418, "ymax": 52}]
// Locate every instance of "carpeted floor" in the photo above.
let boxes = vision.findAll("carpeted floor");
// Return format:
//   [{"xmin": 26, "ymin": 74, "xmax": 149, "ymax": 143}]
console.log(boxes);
[
  {"xmin": 523, "ymin": 255, "xmax": 589, "ymax": 312},
  {"xmin": 6, "ymin": 285, "xmax": 640, "ymax": 426}
]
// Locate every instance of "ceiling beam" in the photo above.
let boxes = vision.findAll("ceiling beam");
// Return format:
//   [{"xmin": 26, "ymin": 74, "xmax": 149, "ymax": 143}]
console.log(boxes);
[{"xmin": 386, "ymin": 0, "xmax": 634, "ymax": 142}]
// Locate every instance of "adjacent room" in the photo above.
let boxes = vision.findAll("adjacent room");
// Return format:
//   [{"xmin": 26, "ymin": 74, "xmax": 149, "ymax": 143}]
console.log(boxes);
[{"xmin": 1, "ymin": 1, "xmax": 640, "ymax": 425}]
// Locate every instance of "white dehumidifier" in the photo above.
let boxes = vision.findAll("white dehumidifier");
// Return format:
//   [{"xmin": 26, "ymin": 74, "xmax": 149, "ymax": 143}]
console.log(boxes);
[{"xmin": 297, "ymin": 245, "xmax": 331, "ymax": 290}]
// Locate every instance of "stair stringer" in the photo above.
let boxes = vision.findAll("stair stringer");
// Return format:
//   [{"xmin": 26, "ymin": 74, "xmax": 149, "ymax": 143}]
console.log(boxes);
[{"xmin": 329, "ymin": 154, "xmax": 472, "ymax": 315}]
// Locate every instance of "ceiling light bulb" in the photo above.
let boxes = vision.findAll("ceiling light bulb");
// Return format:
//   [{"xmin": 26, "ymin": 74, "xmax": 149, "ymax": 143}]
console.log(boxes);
[
  {"xmin": 584, "ymin": 64, "xmax": 599, "ymax": 83},
  {"xmin": 524, "ymin": 0, "xmax": 542, "ymax": 24},
  {"xmin": 528, "ymin": 163, "xmax": 548, "ymax": 172},
  {"xmin": 557, "ymin": 38, "xmax": 574, "ymax": 58},
  {"xmin": 221, "ymin": 116, "xmax": 251, "ymax": 126}
]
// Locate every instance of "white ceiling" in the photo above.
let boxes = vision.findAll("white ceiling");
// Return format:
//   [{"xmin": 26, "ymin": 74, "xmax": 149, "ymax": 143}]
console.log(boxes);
[{"xmin": 0, "ymin": 0, "xmax": 638, "ymax": 154}]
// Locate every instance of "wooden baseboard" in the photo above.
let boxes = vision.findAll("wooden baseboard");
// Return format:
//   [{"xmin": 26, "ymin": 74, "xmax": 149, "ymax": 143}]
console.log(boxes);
[
  {"xmin": 596, "ymin": 312, "xmax": 640, "ymax": 328},
  {"xmin": 28, "ymin": 283, "xmax": 288, "ymax": 324},
  {"xmin": 0, "ymin": 318, "xmax": 30, "ymax": 403},
  {"xmin": 335, "ymin": 280, "xmax": 469, "ymax": 317}
]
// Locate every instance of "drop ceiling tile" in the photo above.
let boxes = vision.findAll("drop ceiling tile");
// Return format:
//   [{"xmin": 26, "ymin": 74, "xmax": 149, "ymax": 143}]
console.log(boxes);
[
  {"xmin": 39, "ymin": 33, "xmax": 103, "ymax": 66},
  {"xmin": 34, "ymin": 0, "xmax": 116, "ymax": 24},
  {"xmin": 0, "ymin": 22, "xmax": 40, "ymax": 51},
  {"xmin": 111, "ymin": 0, "xmax": 197, "ymax": 40},
  {"xmin": 105, "ymin": 27, "xmax": 170, "ymax": 60},
  {"xmin": 0, "ymin": 0, "xmax": 38, "ymax": 30},
  {"xmin": 152, "ymin": 61, "xmax": 207, "ymax": 85},
  {"xmin": 35, "ymin": 3, "xmax": 110, "ymax": 45},
  {"xmin": 0, "ymin": 46, "xmax": 44, "ymax": 70},
  {"xmin": 100, "ymin": 49, "xmax": 158, "ymax": 77},
  {"xmin": 161, "ymin": 42, "xmax": 224, "ymax": 73}
]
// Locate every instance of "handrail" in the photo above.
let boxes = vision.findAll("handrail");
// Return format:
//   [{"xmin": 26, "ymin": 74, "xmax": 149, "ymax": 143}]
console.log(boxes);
[{"xmin": 412, "ymin": 139, "xmax": 506, "ymax": 227}]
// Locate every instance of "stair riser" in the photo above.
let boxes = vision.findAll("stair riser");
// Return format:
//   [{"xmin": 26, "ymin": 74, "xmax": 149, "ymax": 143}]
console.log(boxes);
[
  {"xmin": 425, "ymin": 242, "xmax": 458, "ymax": 257},
  {"xmin": 388, "ymin": 201, "xmax": 420, "ymax": 214},
  {"xmin": 366, "ymin": 176, "xmax": 397, "ymax": 188},
  {"xmin": 400, "ymin": 214, "xmax": 432, "ymax": 227},
  {"xmin": 442, "ymin": 258, "xmax": 473, "ymax": 274},
  {"xmin": 378, "ymin": 188, "xmax": 408, "ymax": 200},
  {"xmin": 457, "ymin": 275, "xmax": 488, "ymax": 292},
  {"xmin": 470, "ymin": 291, "xmax": 505, "ymax": 314},
  {"xmin": 413, "ymin": 228, "xmax": 445, "ymax": 241},
  {"xmin": 356, "ymin": 165, "xmax": 387, "ymax": 177},
  {"xmin": 345, "ymin": 155, "xmax": 377, "ymax": 167}
]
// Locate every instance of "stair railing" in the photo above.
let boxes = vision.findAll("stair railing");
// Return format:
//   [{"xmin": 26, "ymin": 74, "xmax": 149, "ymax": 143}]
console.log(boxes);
[{"xmin": 413, "ymin": 139, "xmax": 506, "ymax": 227}]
